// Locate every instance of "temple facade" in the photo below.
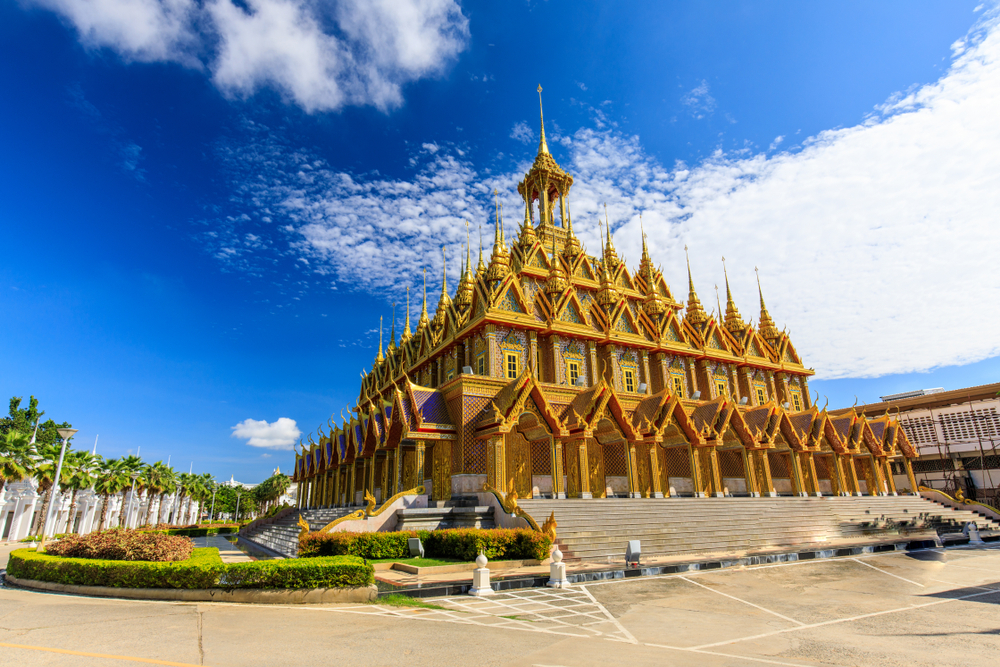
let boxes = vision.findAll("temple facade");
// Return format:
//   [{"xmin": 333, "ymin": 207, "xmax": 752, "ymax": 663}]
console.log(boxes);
[{"xmin": 293, "ymin": 91, "xmax": 920, "ymax": 509}]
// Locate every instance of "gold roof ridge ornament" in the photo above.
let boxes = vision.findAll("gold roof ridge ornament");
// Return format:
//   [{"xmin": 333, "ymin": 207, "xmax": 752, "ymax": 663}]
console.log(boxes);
[
  {"xmin": 388, "ymin": 303, "xmax": 396, "ymax": 353},
  {"xmin": 537, "ymin": 84, "xmax": 549, "ymax": 155},
  {"xmin": 476, "ymin": 224, "xmax": 486, "ymax": 277},
  {"xmin": 684, "ymin": 245, "xmax": 708, "ymax": 326},
  {"xmin": 602, "ymin": 203, "xmax": 619, "ymax": 270},
  {"xmin": 434, "ymin": 244, "xmax": 451, "ymax": 325},
  {"xmin": 545, "ymin": 214, "xmax": 567, "ymax": 297},
  {"xmin": 486, "ymin": 189, "xmax": 511, "ymax": 285},
  {"xmin": 455, "ymin": 220, "xmax": 474, "ymax": 310},
  {"xmin": 563, "ymin": 199, "xmax": 581, "ymax": 258},
  {"xmin": 755, "ymin": 266, "xmax": 779, "ymax": 339},
  {"xmin": 401, "ymin": 286, "xmax": 412, "ymax": 343},
  {"xmin": 418, "ymin": 268, "xmax": 430, "ymax": 331},
  {"xmin": 376, "ymin": 315, "xmax": 384, "ymax": 363},
  {"xmin": 722, "ymin": 256, "xmax": 744, "ymax": 334},
  {"xmin": 596, "ymin": 216, "xmax": 619, "ymax": 311}
]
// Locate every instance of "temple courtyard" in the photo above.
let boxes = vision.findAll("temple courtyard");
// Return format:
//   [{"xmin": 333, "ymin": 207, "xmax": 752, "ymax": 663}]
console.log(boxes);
[{"xmin": 0, "ymin": 542, "xmax": 997, "ymax": 667}]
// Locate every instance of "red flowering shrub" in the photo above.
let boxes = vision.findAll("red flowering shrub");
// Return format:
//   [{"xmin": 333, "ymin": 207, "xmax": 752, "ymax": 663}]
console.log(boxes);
[
  {"xmin": 45, "ymin": 528, "xmax": 193, "ymax": 562},
  {"xmin": 299, "ymin": 528, "xmax": 552, "ymax": 561}
]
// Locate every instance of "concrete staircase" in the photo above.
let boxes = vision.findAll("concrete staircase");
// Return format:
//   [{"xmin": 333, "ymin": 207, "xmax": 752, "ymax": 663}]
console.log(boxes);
[
  {"xmin": 516, "ymin": 496, "xmax": 1000, "ymax": 563},
  {"xmin": 239, "ymin": 511, "xmax": 303, "ymax": 558},
  {"xmin": 395, "ymin": 497, "xmax": 495, "ymax": 531},
  {"xmin": 300, "ymin": 507, "xmax": 360, "ymax": 531}
]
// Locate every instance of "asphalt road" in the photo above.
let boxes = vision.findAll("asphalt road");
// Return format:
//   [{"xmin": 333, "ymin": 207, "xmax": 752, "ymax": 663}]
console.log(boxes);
[{"xmin": 1, "ymin": 542, "xmax": 997, "ymax": 666}]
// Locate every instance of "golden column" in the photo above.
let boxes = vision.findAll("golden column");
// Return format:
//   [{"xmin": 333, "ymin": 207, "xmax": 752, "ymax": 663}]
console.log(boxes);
[
  {"xmin": 688, "ymin": 443, "xmax": 706, "ymax": 497},
  {"xmin": 703, "ymin": 446, "xmax": 724, "ymax": 497},
  {"xmin": 432, "ymin": 442, "xmax": 453, "ymax": 502},
  {"xmin": 903, "ymin": 457, "xmax": 919, "ymax": 495},
  {"xmin": 845, "ymin": 455, "xmax": 862, "ymax": 495},
  {"xmin": 649, "ymin": 446, "xmax": 665, "ymax": 498},
  {"xmin": 627, "ymin": 443, "xmax": 642, "ymax": 498},
  {"xmin": 347, "ymin": 461, "xmax": 357, "ymax": 506},
  {"xmin": 741, "ymin": 448, "xmax": 760, "ymax": 497},
  {"xmin": 332, "ymin": 466, "xmax": 341, "ymax": 508},
  {"xmin": 551, "ymin": 436, "xmax": 566, "ymax": 499},
  {"xmin": 755, "ymin": 450, "xmax": 776, "ymax": 496},
  {"xmin": 414, "ymin": 441, "xmax": 427, "ymax": 489},
  {"xmin": 789, "ymin": 451, "xmax": 807, "ymax": 496},
  {"xmin": 882, "ymin": 459, "xmax": 898, "ymax": 495},
  {"xmin": 486, "ymin": 434, "xmax": 506, "ymax": 492},
  {"xmin": 804, "ymin": 453, "xmax": 821, "ymax": 496}
]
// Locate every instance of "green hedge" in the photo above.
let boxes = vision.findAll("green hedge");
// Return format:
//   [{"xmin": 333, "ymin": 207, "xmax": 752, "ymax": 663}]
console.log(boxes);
[
  {"xmin": 6, "ymin": 548, "xmax": 373, "ymax": 590},
  {"xmin": 300, "ymin": 528, "xmax": 552, "ymax": 562},
  {"xmin": 142, "ymin": 525, "xmax": 237, "ymax": 537}
]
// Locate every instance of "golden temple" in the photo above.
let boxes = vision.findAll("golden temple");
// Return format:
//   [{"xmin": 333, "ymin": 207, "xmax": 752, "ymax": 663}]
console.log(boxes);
[{"xmin": 293, "ymin": 89, "xmax": 919, "ymax": 509}]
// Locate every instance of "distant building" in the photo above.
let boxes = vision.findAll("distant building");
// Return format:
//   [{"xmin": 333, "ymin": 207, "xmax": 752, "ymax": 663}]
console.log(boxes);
[
  {"xmin": 840, "ymin": 383, "xmax": 1000, "ymax": 507},
  {"xmin": 220, "ymin": 476, "xmax": 255, "ymax": 490}
]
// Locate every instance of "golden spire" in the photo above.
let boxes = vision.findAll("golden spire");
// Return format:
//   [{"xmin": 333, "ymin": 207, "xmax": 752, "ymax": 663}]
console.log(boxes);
[
  {"xmin": 418, "ymin": 268, "xmax": 430, "ymax": 329},
  {"xmin": 714, "ymin": 284, "xmax": 722, "ymax": 321},
  {"xmin": 722, "ymin": 256, "xmax": 744, "ymax": 334},
  {"xmin": 476, "ymin": 225, "xmax": 486, "ymax": 277},
  {"xmin": 517, "ymin": 196, "xmax": 536, "ymax": 248},
  {"xmin": 376, "ymin": 315, "xmax": 384, "ymax": 362},
  {"xmin": 685, "ymin": 245, "xmax": 708, "ymax": 325},
  {"xmin": 487, "ymin": 189, "xmax": 510, "ymax": 284},
  {"xmin": 388, "ymin": 303, "xmax": 397, "ymax": 352},
  {"xmin": 756, "ymin": 266, "xmax": 779, "ymax": 339},
  {"xmin": 563, "ymin": 199, "xmax": 581, "ymax": 258},
  {"xmin": 545, "ymin": 218, "xmax": 566, "ymax": 298},
  {"xmin": 435, "ymin": 245, "xmax": 451, "ymax": 320},
  {"xmin": 455, "ymin": 222, "xmax": 474, "ymax": 310},
  {"xmin": 402, "ymin": 286, "xmax": 412, "ymax": 342},
  {"xmin": 602, "ymin": 203, "xmax": 619, "ymax": 269},
  {"xmin": 537, "ymin": 84, "xmax": 549, "ymax": 155}
]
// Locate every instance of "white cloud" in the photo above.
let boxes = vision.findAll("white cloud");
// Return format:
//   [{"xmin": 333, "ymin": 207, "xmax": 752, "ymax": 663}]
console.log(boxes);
[
  {"xmin": 231, "ymin": 417, "xmax": 301, "ymax": 449},
  {"xmin": 510, "ymin": 121, "xmax": 534, "ymax": 144},
  {"xmin": 681, "ymin": 80, "xmax": 716, "ymax": 118},
  {"xmin": 28, "ymin": 0, "xmax": 468, "ymax": 111},
  {"xmin": 211, "ymin": 9, "xmax": 1000, "ymax": 380}
]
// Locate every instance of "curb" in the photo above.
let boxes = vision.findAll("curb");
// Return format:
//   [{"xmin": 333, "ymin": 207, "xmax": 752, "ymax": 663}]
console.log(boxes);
[{"xmin": 4, "ymin": 574, "xmax": 377, "ymax": 604}]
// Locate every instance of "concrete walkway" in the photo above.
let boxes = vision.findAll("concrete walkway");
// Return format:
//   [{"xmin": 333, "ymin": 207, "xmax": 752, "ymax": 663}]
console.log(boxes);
[{"xmin": 190, "ymin": 535, "xmax": 252, "ymax": 563}]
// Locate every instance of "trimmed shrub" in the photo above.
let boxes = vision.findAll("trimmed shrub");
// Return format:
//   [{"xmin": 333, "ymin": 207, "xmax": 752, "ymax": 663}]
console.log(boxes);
[
  {"xmin": 7, "ymin": 548, "xmax": 223, "ymax": 589},
  {"xmin": 300, "ymin": 528, "xmax": 552, "ymax": 562},
  {"xmin": 6, "ymin": 549, "xmax": 374, "ymax": 590},
  {"xmin": 46, "ymin": 529, "xmax": 192, "ymax": 562},
  {"xmin": 219, "ymin": 556, "xmax": 372, "ymax": 589}
]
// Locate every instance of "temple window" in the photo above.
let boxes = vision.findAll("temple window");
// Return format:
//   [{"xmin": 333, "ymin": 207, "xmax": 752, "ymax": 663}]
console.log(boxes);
[
  {"xmin": 716, "ymin": 379, "xmax": 728, "ymax": 398},
  {"xmin": 791, "ymin": 391, "xmax": 802, "ymax": 411},
  {"xmin": 447, "ymin": 369, "xmax": 455, "ymax": 382},
  {"xmin": 624, "ymin": 368, "xmax": 636, "ymax": 393},
  {"xmin": 506, "ymin": 352, "xmax": 519, "ymax": 379},
  {"xmin": 672, "ymin": 375, "xmax": 684, "ymax": 398},
  {"xmin": 755, "ymin": 386, "xmax": 766, "ymax": 405},
  {"xmin": 567, "ymin": 360, "xmax": 580, "ymax": 386},
  {"xmin": 477, "ymin": 353, "xmax": 486, "ymax": 375}
]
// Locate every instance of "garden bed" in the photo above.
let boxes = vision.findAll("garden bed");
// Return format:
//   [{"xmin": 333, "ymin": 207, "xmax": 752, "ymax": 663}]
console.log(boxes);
[
  {"xmin": 300, "ymin": 528, "xmax": 552, "ymax": 562},
  {"xmin": 6, "ymin": 547, "xmax": 373, "ymax": 591}
]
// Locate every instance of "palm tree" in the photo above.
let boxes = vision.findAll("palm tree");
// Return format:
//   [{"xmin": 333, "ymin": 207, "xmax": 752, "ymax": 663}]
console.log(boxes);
[
  {"xmin": 0, "ymin": 430, "xmax": 34, "ymax": 497},
  {"xmin": 95, "ymin": 458, "xmax": 130, "ymax": 531},
  {"xmin": 140, "ymin": 461, "xmax": 171, "ymax": 527},
  {"xmin": 63, "ymin": 451, "xmax": 98, "ymax": 534},
  {"xmin": 154, "ymin": 465, "xmax": 178, "ymax": 526},
  {"xmin": 29, "ymin": 441, "xmax": 74, "ymax": 536},
  {"xmin": 117, "ymin": 455, "xmax": 145, "ymax": 528}
]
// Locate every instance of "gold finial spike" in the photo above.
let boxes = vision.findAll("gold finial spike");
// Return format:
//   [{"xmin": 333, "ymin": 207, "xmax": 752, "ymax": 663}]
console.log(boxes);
[
  {"xmin": 499, "ymin": 202, "xmax": 505, "ymax": 245},
  {"xmin": 493, "ymin": 189, "xmax": 501, "ymax": 245},
  {"xmin": 714, "ymin": 284, "xmax": 722, "ymax": 321},
  {"xmin": 537, "ymin": 84, "xmax": 549, "ymax": 155},
  {"xmin": 389, "ymin": 303, "xmax": 396, "ymax": 351},
  {"xmin": 404, "ymin": 286, "xmax": 411, "ymax": 337},
  {"xmin": 477, "ymin": 224, "xmax": 486, "ymax": 274},
  {"xmin": 685, "ymin": 245, "xmax": 694, "ymax": 292},
  {"xmin": 420, "ymin": 267, "xmax": 429, "ymax": 325},
  {"xmin": 755, "ymin": 266, "xmax": 779, "ymax": 338},
  {"xmin": 566, "ymin": 200, "xmax": 574, "ymax": 234},
  {"xmin": 440, "ymin": 245, "xmax": 448, "ymax": 296},
  {"xmin": 377, "ymin": 315, "xmax": 384, "ymax": 362},
  {"xmin": 465, "ymin": 220, "xmax": 472, "ymax": 277}
]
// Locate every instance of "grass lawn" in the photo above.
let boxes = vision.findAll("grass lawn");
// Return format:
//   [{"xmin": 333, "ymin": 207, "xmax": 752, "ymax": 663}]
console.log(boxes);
[
  {"xmin": 368, "ymin": 557, "xmax": 468, "ymax": 567},
  {"xmin": 376, "ymin": 594, "xmax": 447, "ymax": 610}
]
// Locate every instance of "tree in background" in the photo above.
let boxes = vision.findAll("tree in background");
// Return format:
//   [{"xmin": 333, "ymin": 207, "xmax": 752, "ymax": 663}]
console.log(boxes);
[
  {"xmin": 29, "ymin": 440, "xmax": 75, "ymax": 535},
  {"xmin": 0, "ymin": 429, "xmax": 34, "ymax": 497},
  {"xmin": 1, "ymin": 396, "xmax": 72, "ymax": 449},
  {"xmin": 95, "ymin": 458, "xmax": 130, "ymax": 531},
  {"xmin": 63, "ymin": 450, "xmax": 99, "ymax": 534},
  {"xmin": 252, "ymin": 473, "xmax": 291, "ymax": 515}
]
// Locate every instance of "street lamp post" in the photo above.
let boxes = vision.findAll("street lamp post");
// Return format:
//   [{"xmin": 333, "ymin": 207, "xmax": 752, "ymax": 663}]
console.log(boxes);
[
  {"xmin": 235, "ymin": 493, "xmax": 241, "ymax": 523},
  {"xmin": 39, "ymin": 428, "xmax": 77, "ymax": 551},
  {"xmin": 209, "ymin": 487, "xmax": 217, "ymax": 524},
  {"xmin": 125, "ymin": 472, "xmax": 141, "ymax": 530}
]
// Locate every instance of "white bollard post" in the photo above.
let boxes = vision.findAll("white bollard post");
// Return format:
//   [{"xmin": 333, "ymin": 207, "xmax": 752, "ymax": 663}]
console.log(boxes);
[
  {"xmin": 547, "ymin": 547, "xmax": 569, "ymax": 588},
  {"xmin": 469, "ymin": 553, "xmax": 495, "ymax": 596}
]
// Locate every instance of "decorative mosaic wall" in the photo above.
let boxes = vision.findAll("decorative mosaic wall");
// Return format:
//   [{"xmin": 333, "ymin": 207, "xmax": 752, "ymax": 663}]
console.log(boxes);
[
  {"xmin": 603, "ymin": 442, "xmax": 628, "ymax": 477},
  {"xmin": 530, "ymin": 439, "xmax": 551, "ymax": 476},
  {"xmin": 461, "ymin": 394, "xmax": 492, "ymax": 474}
]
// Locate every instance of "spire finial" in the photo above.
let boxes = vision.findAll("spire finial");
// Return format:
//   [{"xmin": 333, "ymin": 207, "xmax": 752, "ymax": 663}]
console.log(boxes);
[
  {"xmin": 418, "ymin": 268, "xmax": 430, "ymax": 328},
  {"xmin": 722, "ymin": 256, "xmax": 743, "ymax": 332},
  {"xmin": 684, "ymin": 245, "xmax": 708, "ymax": 325},
  {"xmin": 440, "ymin": 245, "xmax": 448, "ymax": 296},
  {"xmin": 714, "ymin": 284, "xmax": 722, "ymax": 321},
  {"xmin": 465, "ymin": 220, "xmax": 472, "ymax": 278},
  {"xmin": 403, "ymin": 286, "xmax": 412, "ymax": 338},
  {"xmin": 537, "ymin": 84, "xmax": 549, "ymax": 155},
  {"xmin": 755, "ymin": 266, "xmax": 779, "ymax": 338},
  {"xmin": 377, "ymin": 315, "xmax": 384, "ymax": 362},
  {"xmin": 389, "ymin": 302, "xmax": 397, "ymax": 351},
  {"xmin": 477, "ymin": 224, "xmax": 486, "ymax": 276}
]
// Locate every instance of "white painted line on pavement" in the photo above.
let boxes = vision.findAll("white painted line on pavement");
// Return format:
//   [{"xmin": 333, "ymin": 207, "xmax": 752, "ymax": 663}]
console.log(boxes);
[
  {"xmin": 850, "ymin": 557, "xmax": 925, "ymax": 587},
  {"xmin": 678, "ymin": 576, "xmax": 805, "ymax": 626},
  {"xmin": 578, "ymin": 584, "xmax": 638, "ymax": 644}
]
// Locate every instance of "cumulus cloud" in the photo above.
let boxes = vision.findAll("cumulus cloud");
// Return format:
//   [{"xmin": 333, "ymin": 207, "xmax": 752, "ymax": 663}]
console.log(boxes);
[
  {"xmin": 231, "ymin": 417, "xmax": 301, "ymax": 449},
  {"xmin": 510, "ymin": 121, "xmax": 534, "ymax": 144},
  {"xmin": 29, "ymin": 0, "xmax": 469, "ymax": 111},
  {"xmin": 212, "ymin": 10, "xmax": 1000, "ymax": 380},
  {"xmin": 681, "ymin": 80, "xmax": 716, "ymax": 118}
]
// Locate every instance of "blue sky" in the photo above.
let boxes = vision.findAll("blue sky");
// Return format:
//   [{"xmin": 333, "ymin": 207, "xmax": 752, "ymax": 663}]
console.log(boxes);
[{"xmin": 2, "ymin": 1, "xmax": 999, "ymax": 483}]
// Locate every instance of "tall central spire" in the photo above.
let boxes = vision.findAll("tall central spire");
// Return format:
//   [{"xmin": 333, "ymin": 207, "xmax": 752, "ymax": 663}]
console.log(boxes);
[
  {"xmin": 756, "ymin": 267, "xmax": 779, "ymax": 339},
  {"xmin": 537, "ymin": 84, "xmax": 549, "ymax": 155},
  {"xmin": 722, "ymin": 256, "xmax": 744, "ymax": 333},
  {"xmin": 685, "ymin": 245, "xmax": 708, "ymax": 326},
  {"xmin": 376, "ymin": 315, "xmax": 384, "ymax": 362}
]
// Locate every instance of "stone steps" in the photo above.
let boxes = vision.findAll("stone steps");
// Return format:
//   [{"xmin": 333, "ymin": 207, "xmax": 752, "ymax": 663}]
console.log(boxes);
[
  {"xmin": 239, "ymin": 512, "xmax": 303, "ymax": 558},
  {"xmin": 517, "ymin": 496, "xmax": 997, "ymax": 562},
  {"xmin": 395, "ymin": 506, "xmax": 495, "ymax": 531}
]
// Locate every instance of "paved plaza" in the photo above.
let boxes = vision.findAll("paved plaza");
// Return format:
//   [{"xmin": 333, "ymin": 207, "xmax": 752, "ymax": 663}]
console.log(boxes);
[{"xmin": 0, "ymin": 543, "xmax": 997, "ymax": 666}]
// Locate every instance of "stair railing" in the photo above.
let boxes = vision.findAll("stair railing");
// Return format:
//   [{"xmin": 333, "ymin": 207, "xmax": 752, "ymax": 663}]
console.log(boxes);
[{"xmin": 315, "ymin": 486, "xmax": 426, "ymax": 534}]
